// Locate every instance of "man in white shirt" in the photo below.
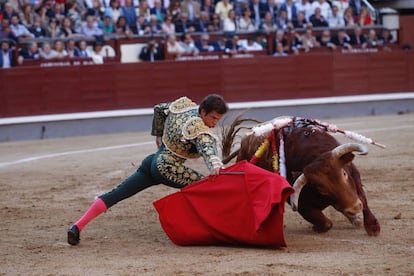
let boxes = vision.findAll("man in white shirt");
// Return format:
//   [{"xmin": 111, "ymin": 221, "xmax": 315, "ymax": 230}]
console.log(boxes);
[
  {"xmin": 10, "ymin": 15, "xmax": 34, "ymax": 40},
  {"xmin": 311, "ymin": 0, "xmax": 331, "ymax": 19},
  {"xmin": 328, "ymin": 4, "xmax": 345, "ymax": 28}
]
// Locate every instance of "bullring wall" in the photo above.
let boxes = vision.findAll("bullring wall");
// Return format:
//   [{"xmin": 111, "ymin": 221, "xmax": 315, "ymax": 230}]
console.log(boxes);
[{"xmin": 1, "ymin": 50, "xmax": 413, "ymax": 118}]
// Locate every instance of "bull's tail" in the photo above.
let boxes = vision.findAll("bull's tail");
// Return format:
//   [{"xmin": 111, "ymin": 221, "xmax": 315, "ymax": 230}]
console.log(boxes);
[{"xmin": 220, "ymin": 113, "xmax": 261, "ymax": 162}]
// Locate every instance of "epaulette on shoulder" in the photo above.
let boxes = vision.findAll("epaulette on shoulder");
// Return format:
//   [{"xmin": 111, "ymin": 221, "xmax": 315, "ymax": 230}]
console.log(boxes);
[
  {"xmin": 169, "ymin": 97, "xmax": 198, "ymax": 113},
  {"xmin": 182, "ymin": 117, "xmax": 212, "ymax": 140}
]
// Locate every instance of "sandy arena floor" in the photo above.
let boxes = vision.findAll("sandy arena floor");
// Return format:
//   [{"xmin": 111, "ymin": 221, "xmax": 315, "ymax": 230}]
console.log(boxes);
[{"xmin": 0, "ymin": 113, "xmax": 413, "ymax": 275}]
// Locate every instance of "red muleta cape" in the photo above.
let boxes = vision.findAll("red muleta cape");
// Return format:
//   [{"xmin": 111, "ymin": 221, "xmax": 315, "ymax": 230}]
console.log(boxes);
[{"xmin": 153, "ymin": 160, "xmax": 294, "ymax": 248}]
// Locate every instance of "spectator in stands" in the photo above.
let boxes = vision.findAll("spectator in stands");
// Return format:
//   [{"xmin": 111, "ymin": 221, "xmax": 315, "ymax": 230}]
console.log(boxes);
[
  {"xmin": 150, "ymin": 0, "xmax": 167, "ymax": 23},
  {"xmin": 168, "ymin": 0, "xmax": 182, "ymax": 22},
  {"xmin": 292, "ymin": 11, "xmax": 308, "ymax": 29},
  {"xmin": 343, "ymin": 7, "xmax": 356, "ymax": 27},
  {"xmin": 222, "ymin": 9, "xmax": 236, "ymax": 34},
  {"xmin": 48, "ymin": 2, "xmax": 65, "ymax": 23},
  {"xmin": 181, "ymin": 0, "xmax": 201, "ymax": 23},
  {"xmin": 46, "ymin": 17, "xmax": 60, "ymax": 38},
  {"xmin": 240, "ymin": 37, "xmax": 263, "ymax": 52},
  {"xmin": 275, "ymin": 9, "xmax": 289, "ymax": 30},
  {"xmin": 287, "ymin": 26, "xmax": 302, "ymax": 54},
  {"xmin": 295, "ymin": 0, "xmax": 312, "ymax": 22},
  {"xmin": 261, "ymin": 11, "xmax": 277, "ymax": 33},
  {"xmin": 137, "ymin": 0, "xmax": 151, "ymax": 23},
  {"xmin": 121, "ymin": 0, "xmax": 137, "ymax": 26},
  {"xmin": 279, "ymin": 0, "xmax": 298, "ymax": 23},
  {"xmin": 10, "ymin": 15, "xmax": 34, "ymax": 40},
  {"xmin": 309, "ymin": 7, "xmax": 328, "ymax": 28},
  {"xmin": 29, "ymin": 15, "xmax": 47, "ymax": 38},
  {"xmin": 249, "ymin": 0, "xmax": 264, "ymax": 30},
  {"xmin": 161, "ymin": 14, "xmax": 175, "ymax": 35},
  {"xmin": 139, "ymin": 39, "xmax": 163, "ymax": 61},
  {"xmin": 332, "ymin": 29, "xmax": 352, "ymax": 49},
  {"xmin": 39, "ymin": 41, "xmax": 58, "ymax": 59},
  {"xmin": 102, "ymin": 0, "xmax": 112, "ymax": 10},
  {"xmin": 66, "ymin": 0, "xmax": 83, "ymax": 33},
  {"xmin": 130, "ymin": 15, "xmax": 150, "ymax": 35},
  {"xmin": 105, "ymin": 0, "xmax": 123, "ymax": 25},
  {"xmin": 225, "ymin": 34, "xmax": 243, "ymax": 55},
  {"xmin": 200, "ymin": 0, "xmax": 214, "ymax": 20},
  {"xmin": 357, "ymin": 6, "xmax": 373, "ymax": 26},
  {"xmin": 19, "ymin": 4, "xmax": 36, "ymax": 29},
  {"xmin": 114, "ymin": 15, "xmax": 133, "ymax": 37},
  {"xmin": 317, "ymin": 29, "xmax": 337, "ymax": 50},
  {"xmin": 332, "ymin": 0, "xmax": 349, "ymax": 19},
  {"xmin": 378, "ymin": 29, "xmax": 397, "ymax": 45},
  {"xmin": 0, "ymin": 18, "xmax": 17, "ymax": 42},
  {"xmin": 66, "ymin": 39, "xmax": 81, "ymax": 57},
  {"xmin": 365, "ymin": 28, "xmax": 380, "ymax": 47},
  {"xmin": 274, "ymin": 29, "xmax": 288, "ymax": 54},
  {"xmin": 195, "ymin": 32, "xmax": 215, "ymax": 52},
  {"xmin": 349, "ymin": 0, "xmax": 366, "ymax": 17},
  {"xmin": 1, "ymin": 2, "xmax": 19, "ymax": 22},
  {"xmin": 0, "ymin": 39, "xmax": 14, "ymax": 68},
  {"xmin": 35, "ymin": 5, "xmax": 49, "ymax": 28},
  {"xmin": 238, "ymin": 7, "xmax": 256, "ymax": 32},
  {"xmin": 86, "ymin": 0, "xmax": 105, "ymax": 22},
  {"xmin": 301, "ymin": 27, "xmax": 320, "ymax": 52},
  {"xmin": 197, "ymin": 11, "xmax": 212, "ymax": 32},
  {"xmin": 213, "ymin": 35, "xmax": 228, "ymax": 52},
  {"xmin": 175, "ymin": 12, "xmax": 196, "ymax": 33},
  {"xmin": 147, "ymin": 14, "xmax": 163, "ymax": 34},
  {"xmin": 54, "ymin": 39, "xmax": 68, "ymax": 58},
  {"xmin": 209, "ymin": 13, "xmax": 221, "ymax": 32},
  {"xmin": 328, "ymin": 4, "xmax": 345, "ymax": 28},
  {"xmin": 100, "ymin": 15, "xmax": 114, "ymax": 34},
  {"xmin": 77, "ymin": 40, "xmax": 90, "ymax": 57},
  {"xmin": 273, "ymin": 40, "xmax": 287, "ymax": 56},
  {"xmin": 81, "ymin": 15, "xmax": 105, "ymax": 40},
  {"xmin": 18, "ymin": 41, "xmax": 40, "ymax": 63},
  {"xmin": 262, "ymin": 0, "xmax": 278, "ymax": 21},
  {"xmin": 311, "ymin": 0, "xmax": 332, "ymax": 20},
  {"xmin": 89, "ymin": 40, "xmax": 106, "ymax": 64},
  {"xmin": 179, "ymin": 32, "xmax": 199, "ymax": 55},
  {"xmin": 166, "ymin": 34, "xmax": 185, "ymax": 57},
  {"xmin": 349, "ymin": 25, "xmax": 367, "ymax": 48},
  {"xmin": 73, "ymin": 0, "xmax": 88, "ymax": 19},
  {"xmin": 215, "ymin": 0, "xmax": 233, "ymax": 21}
]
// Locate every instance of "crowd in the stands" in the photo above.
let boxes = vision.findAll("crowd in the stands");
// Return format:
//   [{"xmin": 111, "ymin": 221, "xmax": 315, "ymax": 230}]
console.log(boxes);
[{"xmin": 0, "ymin": 0, "xmax": 398, "ymax": 67}]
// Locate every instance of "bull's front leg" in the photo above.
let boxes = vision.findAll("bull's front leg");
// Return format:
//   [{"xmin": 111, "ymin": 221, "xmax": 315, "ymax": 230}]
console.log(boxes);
[
  {"xmin": 351, "ymin": 164, "xmax": 380, "ymax": 236},
  {"xmin": 297, "ymin": 188, "xmax": 333, "ymax": 233}
]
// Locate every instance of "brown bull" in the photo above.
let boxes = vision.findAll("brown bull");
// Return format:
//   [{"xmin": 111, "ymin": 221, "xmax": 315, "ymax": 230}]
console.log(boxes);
[{"xmin": 222, "ymin": 117, "xmax": 380, "ymax": 236}]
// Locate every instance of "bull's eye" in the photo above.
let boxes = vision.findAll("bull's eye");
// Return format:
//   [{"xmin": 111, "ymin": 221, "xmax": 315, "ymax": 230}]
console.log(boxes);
[
  {"xmin": 304, "ymin": 130, "xmax": 310, "ymax": 137},
  {"xmin": 343, "ymin": 169, "xmax": 348, "ymax": 178}
]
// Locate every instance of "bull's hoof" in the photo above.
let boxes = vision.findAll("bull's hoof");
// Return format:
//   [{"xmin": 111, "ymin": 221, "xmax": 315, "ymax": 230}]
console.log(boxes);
[
  {"xmin": 364, "ymin": 222, "xmax": 381, "ymax": 236},
  {"xmin": 312, "ymin": 221, "xmax": 333, "ymax": 233}
]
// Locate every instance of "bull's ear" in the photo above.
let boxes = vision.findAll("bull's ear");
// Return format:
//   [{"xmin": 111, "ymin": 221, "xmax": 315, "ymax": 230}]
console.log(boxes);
[{"xmin": 339, "ymin": 152, "xmax": 355, "ymax": 164}]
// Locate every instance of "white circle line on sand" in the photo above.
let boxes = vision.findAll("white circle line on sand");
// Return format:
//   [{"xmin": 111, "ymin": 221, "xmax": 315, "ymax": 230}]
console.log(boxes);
[
  {"xmin": 1, "ymin": 124, "xmax": 413, "ymax": 169},
  {"xmin": 0, "ymin": 141, "xmax": 154, "ymax": 169}
]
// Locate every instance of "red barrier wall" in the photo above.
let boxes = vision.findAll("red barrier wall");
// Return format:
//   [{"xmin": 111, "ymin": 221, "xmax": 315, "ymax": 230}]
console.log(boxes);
[{"xmin": 1, "ymin": 50, "xmax": 413, "ymax": 118}]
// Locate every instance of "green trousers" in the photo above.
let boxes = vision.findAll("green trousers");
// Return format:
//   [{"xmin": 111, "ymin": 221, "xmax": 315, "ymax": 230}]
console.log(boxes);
[{"xmin": 99, "ymin": 147, "xmax": 204, "ymax": 208}]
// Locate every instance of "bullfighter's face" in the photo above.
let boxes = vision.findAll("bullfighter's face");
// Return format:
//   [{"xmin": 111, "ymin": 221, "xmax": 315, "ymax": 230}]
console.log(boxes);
[{"xmin": 200, "ymin": 110, "xmax": 223, "ymax": 128}]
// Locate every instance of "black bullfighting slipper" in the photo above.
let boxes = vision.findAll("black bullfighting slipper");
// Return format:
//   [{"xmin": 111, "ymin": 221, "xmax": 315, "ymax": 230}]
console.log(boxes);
[{"xmin": 67, "ymin": 225, "xmax": 80, "ymax": 245}]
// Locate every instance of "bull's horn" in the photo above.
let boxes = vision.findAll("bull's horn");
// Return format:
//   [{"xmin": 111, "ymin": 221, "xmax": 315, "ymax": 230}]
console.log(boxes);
[
  {"xmin": 331, "ymin": 143, "xmax": 368, "ymax": 158},
  {"xmin": 290, "ymin": 173, "xmax": 307, "ymax": 212}
]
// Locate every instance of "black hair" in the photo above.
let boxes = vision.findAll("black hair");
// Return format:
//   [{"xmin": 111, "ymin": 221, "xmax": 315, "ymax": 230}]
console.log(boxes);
[{"xmin": 199, "ymin": 94, "xmax": 228, "ymax": 115}]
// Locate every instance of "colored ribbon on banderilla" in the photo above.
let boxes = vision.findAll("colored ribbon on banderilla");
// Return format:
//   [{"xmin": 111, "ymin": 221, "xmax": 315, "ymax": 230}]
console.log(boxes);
[{"xmin": 302, "ymin": 118, "xmax": 386, "ymax": 149}]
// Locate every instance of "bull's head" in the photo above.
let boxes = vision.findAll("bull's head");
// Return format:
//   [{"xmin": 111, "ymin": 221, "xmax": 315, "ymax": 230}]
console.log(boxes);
[{"xmin": 289, "ymin": 143, "xmax": 368, "ymax": 227}]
